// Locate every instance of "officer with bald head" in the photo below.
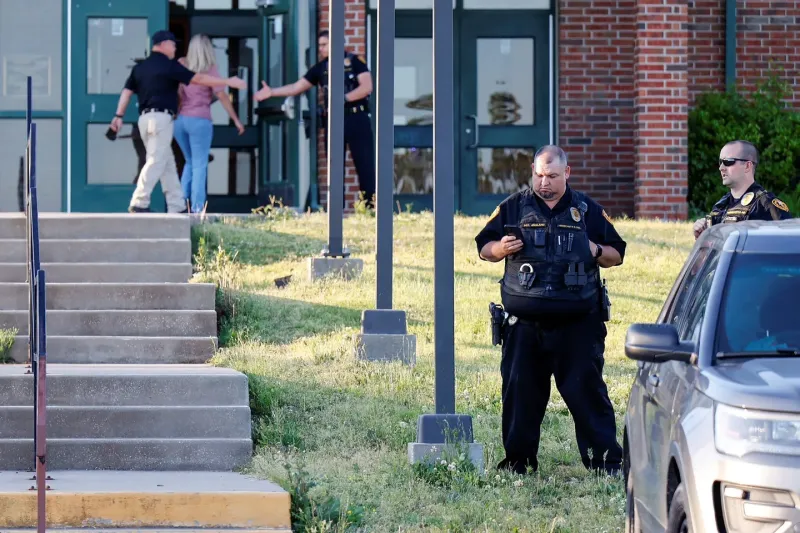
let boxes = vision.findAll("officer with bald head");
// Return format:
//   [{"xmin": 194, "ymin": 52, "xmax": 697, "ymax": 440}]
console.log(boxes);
[
  {"xmin": 475, "ymin": 145, "xmax": 626, "ymax": 477},
  {"xmin": 693, "ymin": 140, "xmax": 792, "ymax": 239}
]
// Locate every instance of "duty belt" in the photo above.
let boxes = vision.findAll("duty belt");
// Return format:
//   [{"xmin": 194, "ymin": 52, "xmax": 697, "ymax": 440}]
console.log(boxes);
[
  {"xmin": 346, "ymin": 104, "xmax": 368, "ymax": 114},
  {"xmin": 140, "ymin": 108, "xmax": 175, "ymax": 118}
]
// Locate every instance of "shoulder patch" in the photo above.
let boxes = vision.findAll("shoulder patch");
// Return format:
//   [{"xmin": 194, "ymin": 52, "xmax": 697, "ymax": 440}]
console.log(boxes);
[
  {"xmin": 602, "ymin": 209, "xmax": 613, "ymax": 224},
  {"xmin": 344, "ymin": 57, "xmax": 351, "ymax": 66},
  {"xmin": 358, "ymin": 54, "xmax": 366, "ymax": 64},
  {"xmin": 772, "ymin": 198, "xmax": 790, "ymax": 212},
  {"xmin": 488, "ymin": 205, "xmax": 500, "ymax": 221}
]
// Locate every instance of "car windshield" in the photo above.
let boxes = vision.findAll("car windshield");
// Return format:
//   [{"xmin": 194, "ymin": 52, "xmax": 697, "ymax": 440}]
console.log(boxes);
[{"xmin": 715, "ymin": 253, "xmax": 800, "ymax": 356}]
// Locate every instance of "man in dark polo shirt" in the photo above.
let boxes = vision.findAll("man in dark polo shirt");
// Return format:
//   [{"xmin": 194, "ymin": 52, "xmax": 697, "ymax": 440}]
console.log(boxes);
[{"xmin": 109, "ymin": 30, "xmax": 246, "ymax": 213}]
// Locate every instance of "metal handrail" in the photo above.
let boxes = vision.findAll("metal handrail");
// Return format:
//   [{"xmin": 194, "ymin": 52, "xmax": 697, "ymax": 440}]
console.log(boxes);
[{"xmin": 24, "ymin": 75, "xmax": 48, "ymax": 533}]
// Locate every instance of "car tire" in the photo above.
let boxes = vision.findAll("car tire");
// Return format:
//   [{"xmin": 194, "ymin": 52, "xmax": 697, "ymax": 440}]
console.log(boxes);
[
  {"xmin": 624, "ymin": 446, "xmax": 641, "ymax": 533},
  {"xmin": 666, "ymin": 483, "xmax": 692, "ymax": 533}
]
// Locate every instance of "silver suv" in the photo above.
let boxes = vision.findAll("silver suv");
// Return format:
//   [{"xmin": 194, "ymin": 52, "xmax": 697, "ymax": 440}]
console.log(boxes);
[{"xmin": 622, "ymin": 219, "xmax": 800, "ymax": 533}]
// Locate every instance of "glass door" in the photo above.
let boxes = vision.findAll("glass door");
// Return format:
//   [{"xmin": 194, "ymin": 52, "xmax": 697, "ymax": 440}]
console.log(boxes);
[
  {"xmin": 458, "ymin": 11, "xmax": 551, "ymax": 216},
  {"xmin": 70, "ymin": 0, "xmax": 169, "ymax": 212},
  {"xmin": 190, "ymin": 14, "xmax": 261, "ymax": 213},
  {"xmin": 386, "ymin": 12, "xmax": 435, "ymax": 213}
]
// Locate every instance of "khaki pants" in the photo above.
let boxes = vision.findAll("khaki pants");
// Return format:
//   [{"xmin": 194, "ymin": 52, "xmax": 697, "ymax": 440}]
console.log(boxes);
[{"xmin": 129, "ymin": 111, "xmax": 186, "ymax": 213}]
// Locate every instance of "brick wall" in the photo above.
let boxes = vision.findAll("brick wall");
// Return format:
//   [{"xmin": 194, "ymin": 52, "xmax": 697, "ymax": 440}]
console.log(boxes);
[
  {"xmin": 316, "ymin": 0, "xmax": 367, "ymax": 212},
  {"xmin": 736, "ymin": 0, "xmax": 800, "ymax": 106},
  {"xmin": 632, "ymin": 0, "xmax": 689, "ymax": 220},
  {"xmin": 558, "ymin": 0, "xmax": 637, "ymax": 217},
  {"xmin": 688, "ymin": 0, "xmax": 725, "ymax": 105}
]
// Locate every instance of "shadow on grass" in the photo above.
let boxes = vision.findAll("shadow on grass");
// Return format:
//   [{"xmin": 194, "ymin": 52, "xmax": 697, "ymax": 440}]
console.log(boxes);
[
  {"xmin": 221, "ymin": 292, "xmax": 363, "ymax": 347},
  {"xmin": 192, "ymin": 224, "xmax": 327, "ymax": 267}
]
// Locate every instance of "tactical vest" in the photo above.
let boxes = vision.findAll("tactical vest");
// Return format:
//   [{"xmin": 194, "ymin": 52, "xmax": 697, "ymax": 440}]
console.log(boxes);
[
  {"xmin": 706, "ymin": 189, "xmax": 765, "ymax": 226},
  {"xmin": 319, "ymin": 53, "xmax": 367, "ymax": 112},
  {"xmin": 501, "ymin": 192, "xmax": 600, "ymax": 318}
]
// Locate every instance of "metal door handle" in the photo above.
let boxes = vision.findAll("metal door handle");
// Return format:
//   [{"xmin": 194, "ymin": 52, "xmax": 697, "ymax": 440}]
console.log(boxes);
[
  {"xmin": 648, "ymin": 375, "xmax": 660, "ymax": 388},
  {"xmin": 466, "ymin": 114, "xmax": 478, "ymax": 149}
]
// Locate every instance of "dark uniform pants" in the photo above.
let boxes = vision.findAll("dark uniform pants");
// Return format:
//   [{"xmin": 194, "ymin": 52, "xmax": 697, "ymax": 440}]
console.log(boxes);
[
  {"xmin": 499, "ymin": 311, "xmax": 623, "ymax": 475},
  {"xmin": 323, "ymin": 111, "xmax": 376, "ymax": 206}
]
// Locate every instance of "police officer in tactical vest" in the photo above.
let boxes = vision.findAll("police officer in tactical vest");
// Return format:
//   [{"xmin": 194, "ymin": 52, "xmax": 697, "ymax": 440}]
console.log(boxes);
[
  {"xmin": 693, "ymin": 140, "xmax": 792, "ymax": 239},
  {"xmin": 253, "ymin": 31, "xmax": 376, "ymax": 208},
  {"xmin": 476, "ymin": 145, "xmax": 626, "ymax": 476}
]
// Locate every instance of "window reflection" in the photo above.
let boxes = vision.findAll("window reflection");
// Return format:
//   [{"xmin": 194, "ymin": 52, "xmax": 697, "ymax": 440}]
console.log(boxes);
[
  {"xmin": 477, "ymin": 39, "xmax": 534, "ymax": 126},
  {"xmin": 87, "ymin": 18, "xmax": 149, "ymax": 95},
  {"xmin": 394, "ymin": 39, "xmax": 433, "ymax": 126},
  {"xmin": 477, "ymin": 147, "xmax": 534, "ymax": 194},
  {"xmin": 394, "ymin": 147, "xmax": 432, "ymax": 195}
]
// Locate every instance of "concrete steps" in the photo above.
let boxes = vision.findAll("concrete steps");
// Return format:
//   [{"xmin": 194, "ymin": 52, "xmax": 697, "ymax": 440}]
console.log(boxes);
[
  {"xmin": 0, "ymin": 365, "xmax": 252, "ymax": 471},
  {"xmin": 0, "ymin": 309, "xmax": 217, "ymax": 337},
  {"xmin": 0, "ymin": 262, "xmax": 193, "ymax": 283},
  {"xmin": 0, "ymin": 283, "xmax": 215, "ymax": 310},
  {"xmin": 7, "ymin": 335, "xmax": 217, "ymax": 364},
  {"xmin": 0, "ymin": 213, "xmax": 288, "ymax": 528},
  {"xmin": 0, "ymin": 238, "xmax": 192, "ymax": 263},
  {"xmin": 0, "ymin": 471, "xmax": 291, "ymax": 531}
]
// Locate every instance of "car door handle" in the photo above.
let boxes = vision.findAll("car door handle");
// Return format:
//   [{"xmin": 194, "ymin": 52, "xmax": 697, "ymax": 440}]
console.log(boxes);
[{"xmin": 648, "ymin": 375, "xmax": 660, "ymax": 388}]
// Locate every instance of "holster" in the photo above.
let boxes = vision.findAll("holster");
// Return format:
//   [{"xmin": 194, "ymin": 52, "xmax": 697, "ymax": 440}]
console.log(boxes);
[
  {"xmin": 489, "ymin": 302, "xmax": 505, "ymax": 346},
  {"xmin": 599, "ymin": 278, "xmax": 611, "ymax": 322}
]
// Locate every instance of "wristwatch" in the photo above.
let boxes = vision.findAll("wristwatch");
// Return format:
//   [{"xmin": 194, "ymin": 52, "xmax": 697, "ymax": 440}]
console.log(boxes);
[{"xmin": 594, "ymin": 244, "xmax": 603, "ymax": 259}]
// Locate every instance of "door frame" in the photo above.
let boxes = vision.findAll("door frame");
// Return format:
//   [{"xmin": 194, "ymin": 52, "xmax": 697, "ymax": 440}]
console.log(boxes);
[
  {"xmin": 457, "ymin": 10, "xmax": 552, "ymax": 216},
  {"xmin": 367, "ymin": 5, "xmax": 555, "ymax": 216},
  {"xmin": 69, "ymin": 0, "xmax": 169, "ymax": 213}
]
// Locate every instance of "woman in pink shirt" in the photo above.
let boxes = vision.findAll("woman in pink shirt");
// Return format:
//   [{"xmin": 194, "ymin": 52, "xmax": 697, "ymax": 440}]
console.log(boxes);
[{"xmin": 175, "ymin": 34, "xmax": 245, "ymax": 213}]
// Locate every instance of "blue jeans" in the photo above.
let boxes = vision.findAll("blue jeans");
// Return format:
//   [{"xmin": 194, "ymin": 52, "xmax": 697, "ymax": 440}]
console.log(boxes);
[{"xmin": 173, "ymin": 115, "xmax": 213, "ymax": 213}]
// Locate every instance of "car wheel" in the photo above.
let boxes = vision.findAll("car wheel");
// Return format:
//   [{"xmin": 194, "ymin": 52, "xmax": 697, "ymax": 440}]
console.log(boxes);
[{"xmin": 666, "ymin": 483, "xmax": 692, "ymax": 533}]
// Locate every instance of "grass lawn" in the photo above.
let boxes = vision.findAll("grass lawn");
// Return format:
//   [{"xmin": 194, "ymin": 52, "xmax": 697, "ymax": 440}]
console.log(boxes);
[{"xmin": 192, "ymin": 209, "xmax": 695, "ymax": 533}]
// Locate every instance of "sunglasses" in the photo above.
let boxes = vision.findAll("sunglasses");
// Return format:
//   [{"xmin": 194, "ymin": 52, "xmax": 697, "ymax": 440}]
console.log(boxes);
[{"xmin": 719, "ymin": 158, "xmax": 752, "ymax": 167}]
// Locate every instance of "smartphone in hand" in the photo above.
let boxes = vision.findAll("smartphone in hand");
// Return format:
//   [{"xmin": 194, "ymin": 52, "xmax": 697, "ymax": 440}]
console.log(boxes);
[{"xmin": 503, "ymin": 224, "xmax": 523, "ymax": 241}]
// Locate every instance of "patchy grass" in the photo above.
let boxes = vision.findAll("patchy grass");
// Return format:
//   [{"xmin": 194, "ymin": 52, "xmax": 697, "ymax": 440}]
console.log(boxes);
[
  {"xmin": 0, "ymin": 328, "xmax": 17, "ymax": 363},
  {"xmin": 192, "ymin": 211, "xmax": 693, "ymax": 532}
]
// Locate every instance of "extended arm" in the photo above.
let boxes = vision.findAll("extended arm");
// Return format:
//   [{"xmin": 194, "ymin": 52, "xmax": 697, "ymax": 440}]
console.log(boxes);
[{"xmin": 253, "ymin": 78, "xmax": 313, "ymax": 102}]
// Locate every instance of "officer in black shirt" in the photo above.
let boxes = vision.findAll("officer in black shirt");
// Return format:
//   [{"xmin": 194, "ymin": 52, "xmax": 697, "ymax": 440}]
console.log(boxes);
[
  {"xmin": 476, "ymin": 145, "xmax": 625, "ymax": 476},
  {"xmin": 253, "ymin": 31, "xmax": 376, "ymax": 208},
  {"xmin": 109, "ymin": 30, "xmax": 245, "ymax": 213},
  {"xmin": 693, "ymin": 140, "xmax": 792, "ymax": 239}
]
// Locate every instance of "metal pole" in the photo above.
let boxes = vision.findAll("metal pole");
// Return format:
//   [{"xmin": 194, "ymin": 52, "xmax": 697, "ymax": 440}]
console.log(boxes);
[
  {"xmin": 433, "ymin": 0, "xmax": 454, "ymax": 415},
  {"xmin": 259, "ymin": 10, "xmax": 270, "ymax": 192},
  {"xmin": 36, "ymin": 269, "xmax": 47, "ymax": 533},
  {"xmin": 325, "ymin": 0, "xmax": 345, "ymax": 257},
  {"xmin": 375, "ymin": 0, "xmax": 394, "ymax": 309}
]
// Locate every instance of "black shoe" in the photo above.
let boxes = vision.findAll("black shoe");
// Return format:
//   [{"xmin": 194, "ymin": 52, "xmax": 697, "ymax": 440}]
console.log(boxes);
[
  {"xmin": 128, "ymin": 206, "xmax": 151, "ymax": 213},
  {"xmin": 497, "ymin": 457, "xmax": 535, "ymax": 475}
]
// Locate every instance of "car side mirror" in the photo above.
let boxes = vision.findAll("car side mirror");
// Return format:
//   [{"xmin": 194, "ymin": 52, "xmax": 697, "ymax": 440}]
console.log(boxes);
[{"xmin": 624, "ymin": 323, "xmax": 696, "ymax": 364}]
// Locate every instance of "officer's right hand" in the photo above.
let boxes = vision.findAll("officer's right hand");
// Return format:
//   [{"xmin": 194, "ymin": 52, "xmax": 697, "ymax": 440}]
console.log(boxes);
[
  {"xmin": 693, "ymin": 218, "xmax": 708, "ymax": 239},
  {"xmin": 496, "ymin": 235, "xmax": 524, "ymax": 257}
]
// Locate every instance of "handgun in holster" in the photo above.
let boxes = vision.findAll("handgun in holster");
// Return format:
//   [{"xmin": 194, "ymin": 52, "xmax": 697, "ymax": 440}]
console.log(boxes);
[
  {"xmin": 489, "ymin": 302, "xmax": 506, "ymax": 346},
  {"xmin": 599, "ymin": 278, "xmax": 611, "ymax": 322}
]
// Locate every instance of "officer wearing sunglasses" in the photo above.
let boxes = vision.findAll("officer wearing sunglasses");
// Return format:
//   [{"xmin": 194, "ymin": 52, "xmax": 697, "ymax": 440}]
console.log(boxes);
[{"xmin": 693, "ymin": 140, "xmax": 792, "ymax": 239}]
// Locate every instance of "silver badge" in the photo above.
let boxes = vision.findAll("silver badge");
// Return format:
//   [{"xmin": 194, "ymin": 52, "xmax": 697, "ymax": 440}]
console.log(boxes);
[{"xmin": 508, "ymin": 316, "xmax": 518, "ymax": 325}]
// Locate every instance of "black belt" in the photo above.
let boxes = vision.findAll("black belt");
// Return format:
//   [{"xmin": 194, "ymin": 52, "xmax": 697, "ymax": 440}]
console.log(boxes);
[
  {"xmin": 140, "ymin": 108, "xmax": 175, "ymax": 118},
  {"xmin": 346, "ymin": 104, "xmax": 369, "ymax": 115}
]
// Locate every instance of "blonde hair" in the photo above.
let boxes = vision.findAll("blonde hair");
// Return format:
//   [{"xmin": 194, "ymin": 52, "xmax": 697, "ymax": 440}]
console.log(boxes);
[{"xmin": 185, "ymin": 34, "xmax": 216, "ymax": 73}]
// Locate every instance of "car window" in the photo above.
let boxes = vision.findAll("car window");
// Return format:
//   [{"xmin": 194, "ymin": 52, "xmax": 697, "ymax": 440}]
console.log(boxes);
[
  {"xmin": 679, "ymin": 253, "xmax": 719, "ymax": 342},
  {"xmin": 715, "ymin": 253, "xmax": 800, "ymax": 354},
  {"xmin": 665, "ymin": 244, "xmax": 716, "ymax": 328}
]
